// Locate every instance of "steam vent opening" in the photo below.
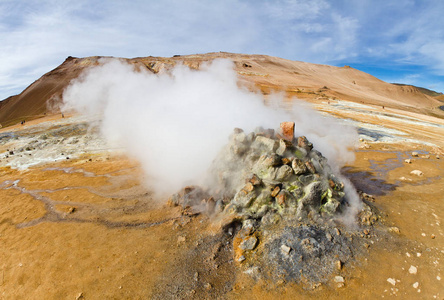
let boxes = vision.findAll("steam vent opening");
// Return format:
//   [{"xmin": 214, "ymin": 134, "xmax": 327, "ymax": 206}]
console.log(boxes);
[{"xmin": 167, "ymin": 121, "xmax": 378, "ymax": 287}]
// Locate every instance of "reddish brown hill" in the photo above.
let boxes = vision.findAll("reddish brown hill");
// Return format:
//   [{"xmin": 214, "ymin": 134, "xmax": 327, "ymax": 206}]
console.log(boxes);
[{"xmin": 1, "ymin": 53, "xmax": 443, "ymax": 127}]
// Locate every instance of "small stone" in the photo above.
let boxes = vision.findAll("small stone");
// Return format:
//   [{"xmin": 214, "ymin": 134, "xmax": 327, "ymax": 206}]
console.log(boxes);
[
  {"xmin": 280, "ymin": 122, "xmax": 295, "ymax": 141},
  {"xmin": 404, "ymin": 159, "xmax": 412, "ymax": 164},
  {"xmin": 389, "ymin": 227, "xmax": 400, "ymax": 234},
  {"xmin": 281, "ymin": 244, "xmax": 291, "ymax": 254},
  {"xmin": 387, "ymin": 278, "xmax": 396, "ymax": 286},
  {"xmin": 276, "ymin": 139, "xmax": 292, "ymax": 155},
  {"xmin": 411, "ymin": 152, "xmax": 419, "ymax": 157},
  {"xmin": 335, "ymin": 228, "xmax": 341, "ymax": 236},
  {"xmin": 249, "ymin": 174, "xmax": 262, "ymax": 186},
  {"xmin": 204, "ymin": 283, "xmax": 212, "ymax": 290},
  {"xmin": 297, "ymin": 136, "xmax": 313, "ymax": 151},
  {"xmin": 271, "ymin": 186, "xmax": 281, "ymax": 197},
  {"xmin": 305, "ymin": 161, "xmax": 316, "ymax": 174},
  {"xmin": 239, "ymin": 236, "xmax": 258, "ymax": 251},
  {"xmin": 177, "ymin": 236, "xmax": 186, "ymax": 243},
  {"xmin": 431, "ymin": 234, "xmax": 435, "ymax": 239},
  {"xmin": 410, "ymin": 170, "xmax": 423, "ymax": 176},
  {"xmin": 275, "ymin": 165, "xmax": 294, "ymax": 181},
  {"xmin": 363, "ymin": 229, "xmax": 369, "ymax": 235},
  {"xmin": 292, "ymin": 158, "xmax": 308, "ymax": 175},
  {"xmin": 334, "ymin": 276, "xmax": 345, "ymax": 283},
  {"xmin": 281, "ymin": 157, "xmax": 292, "ymax": 165},
  {"xmin": 437, "ymin": 275, "xmax": 441, "ymax": 281},
  {"xmin": 67, "ymin": 207, "xmax": 76, "ymax": 214},
  {"xmin": 436, "ymin": 155, "xmax": 440, "ymax": 159},
  {"xmin": 237, "ymin": 255, "xmax": 246, "ymax": 262},
  {"xmin": 337, "ymin": 282, "xmax": 345, "ymax": 288},
  {"xmin": 276, "ymin": 279, "xmax": 286, "ymax": 286},
  {"xmin": 76, "ymin": 293, "xmax": 84, "ymax": 300},
  {"xmin": 413, "ymin": 282, "xmax": 419, "ymax": 289},
  {"xmin": 399, "ymin": 176, "xmax": 412, "ymax": 181},
  {"xmin": 243, "ymin": 182, "xmax": 254, "ymax": 193},
  {"xmin": 326, "ymin": 233, "xmax": 332, "ymax": 241},
  {"xmin": 335, "ymin": 260, "xmax": 343, "ymax": 270},
  {"xmin": 194, "ymin": 272, "xmax": 199, "ymax": 281},
  {"xmin": 409, "ymin": 265, "xmax": 417, "ymax": 274},
  {"xmin": 276, "ymin": 190, "xmax": 289, "ymax": 205},
  {"xmin": 252, "ymin": 136, "xmax": 278, "ymax": 153}
]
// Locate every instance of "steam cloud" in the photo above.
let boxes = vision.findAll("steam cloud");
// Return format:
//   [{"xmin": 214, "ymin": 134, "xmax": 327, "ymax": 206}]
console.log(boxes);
[{"xmin": 62, "ymin": 58, "xmax": 360, "ymax": 215}]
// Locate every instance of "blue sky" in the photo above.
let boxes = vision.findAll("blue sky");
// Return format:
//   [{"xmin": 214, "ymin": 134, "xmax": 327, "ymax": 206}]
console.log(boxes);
[{"xmin": 1, "ymin": 0, "xmax": 444, "ymax": 100}]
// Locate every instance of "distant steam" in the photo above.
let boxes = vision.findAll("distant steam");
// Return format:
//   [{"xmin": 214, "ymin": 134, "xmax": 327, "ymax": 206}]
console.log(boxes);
[{"xmin": 62, "ymin": 58, "xmax": 360, "ymax": 217}]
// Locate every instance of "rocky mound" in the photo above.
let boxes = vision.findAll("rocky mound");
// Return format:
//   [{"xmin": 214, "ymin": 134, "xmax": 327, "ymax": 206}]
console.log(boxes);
[{"xmin": 169, "ymin": 122, "xmax": 377, "ymax": 287}]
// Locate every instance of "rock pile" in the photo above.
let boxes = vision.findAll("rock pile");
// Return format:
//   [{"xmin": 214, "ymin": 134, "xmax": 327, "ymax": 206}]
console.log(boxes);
[
  {"xmin": 169, "ymin": 122, "xmax": 350, "ymax": 222},
  {"xmin": 169, "ymin": 122, "xmax": 376, "ymax": 288},
  {"xmin": 219, "ymin": 122, "xmax": 347, "ymax": 223}
]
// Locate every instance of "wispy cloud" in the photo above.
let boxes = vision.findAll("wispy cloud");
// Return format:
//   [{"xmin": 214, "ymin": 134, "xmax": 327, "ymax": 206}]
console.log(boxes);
[{"xmin": 0, "ymin": 0, "xmax": 443, "ymax": 99}]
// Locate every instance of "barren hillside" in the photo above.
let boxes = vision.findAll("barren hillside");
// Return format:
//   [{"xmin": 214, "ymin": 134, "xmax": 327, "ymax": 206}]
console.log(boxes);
[{"xmin": 1, "ymin": 53, "xmax": 443, "ymax": 127}]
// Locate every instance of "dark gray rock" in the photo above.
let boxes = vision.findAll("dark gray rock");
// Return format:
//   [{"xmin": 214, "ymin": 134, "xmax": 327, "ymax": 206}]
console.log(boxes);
[{"xmin": 262, "ymin": 225, "xmax": 356, "ymax": 285}]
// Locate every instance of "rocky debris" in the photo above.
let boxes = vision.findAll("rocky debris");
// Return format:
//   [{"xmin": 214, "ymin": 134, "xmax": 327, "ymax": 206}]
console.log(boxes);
[
  {"xmin": 168, "ymin": 124, "xmax": 378, "ymax": 288},
  {"xmin": 410, "ymin": 170, "xmax": 424, "ymax": 177},
  {"xmin": 262, "ymin": 225, "xmax": 359, "ymax": 286},
  {"xmin": 411, "ymin": 152, "xmax": 419, "ymax": 157}
]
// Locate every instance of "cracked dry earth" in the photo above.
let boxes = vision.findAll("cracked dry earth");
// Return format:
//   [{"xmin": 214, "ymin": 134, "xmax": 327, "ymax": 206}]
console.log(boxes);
[{"xmin": 0, "ymin": 112, "xmax": 443, "ymax": 299}]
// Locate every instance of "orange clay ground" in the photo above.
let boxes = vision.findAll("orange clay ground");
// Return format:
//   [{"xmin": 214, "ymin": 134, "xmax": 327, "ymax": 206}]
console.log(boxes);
[{"xmin": 1, "ymin": 105, "xmax": 443, "ymax": 299}]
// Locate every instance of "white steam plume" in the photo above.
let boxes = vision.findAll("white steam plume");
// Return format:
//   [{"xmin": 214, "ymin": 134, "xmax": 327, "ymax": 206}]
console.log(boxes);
[{"xmin": 62, "ymin": 58, "xmax": 359, "ymax": 210}]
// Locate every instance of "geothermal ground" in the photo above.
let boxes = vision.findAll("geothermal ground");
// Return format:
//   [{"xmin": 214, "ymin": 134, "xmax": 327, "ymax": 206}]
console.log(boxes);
[{"xmin": 1, "ymin": 97, "xmax": 443, "ymax": 299}]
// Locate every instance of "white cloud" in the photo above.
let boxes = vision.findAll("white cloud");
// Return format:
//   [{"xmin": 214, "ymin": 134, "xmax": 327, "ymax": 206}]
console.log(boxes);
[{"xmin": 0, "ymin": 0, "xmax": 443, "ymax": 99}]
